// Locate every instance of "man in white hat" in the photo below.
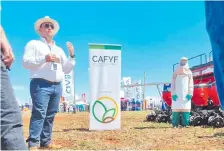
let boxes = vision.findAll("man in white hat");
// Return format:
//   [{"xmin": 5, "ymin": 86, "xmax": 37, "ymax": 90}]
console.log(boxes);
[
  {"xmin": 22, "ymin": 16, "xmax": 75, "ymax": 150},
  {"xmin": 171, "ymin": 57, "xmax": 194, "ymax": 128}
]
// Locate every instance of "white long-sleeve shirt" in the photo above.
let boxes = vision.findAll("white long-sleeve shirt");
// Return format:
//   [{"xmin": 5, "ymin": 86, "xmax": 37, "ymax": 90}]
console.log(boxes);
[{"xmin": 22, "ymin": 38, "xmax": 75, "ymax": 82}]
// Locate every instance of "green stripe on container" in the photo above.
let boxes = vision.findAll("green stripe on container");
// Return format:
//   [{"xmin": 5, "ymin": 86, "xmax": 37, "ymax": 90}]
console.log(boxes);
[
  {"xmin": 89, "ymin": 45, "xmax": 104, "ymax": 49},
  {"xmin": 89, "ymin": 44, "xmax": 121, "ymax": 50},
  {"xmin": 104, "ymin": 45, "xmax": 121, "ymax": 50}
]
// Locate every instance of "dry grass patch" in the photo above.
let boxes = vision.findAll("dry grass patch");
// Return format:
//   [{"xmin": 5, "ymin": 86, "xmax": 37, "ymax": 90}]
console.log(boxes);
[{"xmin": 22, "ymin": 111, "xmax": 224, "ymax": 150}]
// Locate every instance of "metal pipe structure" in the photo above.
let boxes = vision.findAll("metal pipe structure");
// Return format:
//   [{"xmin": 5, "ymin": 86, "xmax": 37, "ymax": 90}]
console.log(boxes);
[
  {"xmin": 121, "ymin": 82, "xmax": 170, "ymax": 88},
  {"xmin": 209, "ymin": 51, "xmax": 213, "ymax": 62},
  {"xmin": 142, "ymin": 72, "xmax": 147, "ymax": 102},
  {"xmin": 156, "ymin": 85, "xmax": 162, "ymax": 98}
]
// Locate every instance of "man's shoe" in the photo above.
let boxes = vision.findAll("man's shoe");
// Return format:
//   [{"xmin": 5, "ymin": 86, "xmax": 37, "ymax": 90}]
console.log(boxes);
[
  {"xmin": 40, "ymin": 143, "xmax": 62, "ymax": 149},
  {"xmin": 172, "ymin": 126, "xmax": 178, "ymax": 128},
  {"xmin": 29, "ymin": 146, "xmax": 39, "ymax": 151}
]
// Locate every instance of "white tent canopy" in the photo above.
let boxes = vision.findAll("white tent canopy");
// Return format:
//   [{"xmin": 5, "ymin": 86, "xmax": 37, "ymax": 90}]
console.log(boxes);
[
  {"xmin": 120, "ymin": 90, "xmax": 124, "ymax": 98},
  {"xmin": 75, "ymin": 101, "xmax": 89, "ymax": 105},
  {"xmin": 17, "ymin": 99, "xmax": 21, "ymax": 107}
]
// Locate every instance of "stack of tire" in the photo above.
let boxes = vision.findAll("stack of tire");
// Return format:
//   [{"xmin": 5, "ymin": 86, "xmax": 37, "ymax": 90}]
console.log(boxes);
[
  {"xmin": 190, "ymin": 109, "xmax": 224, "ymax": 128},
  {"xmin": 146, "ymin": 108, "xmax": 172, "ymax": 123},
  {"xmin": 146, "ymin": 108, "xmax": 224, "ymax": 128}
]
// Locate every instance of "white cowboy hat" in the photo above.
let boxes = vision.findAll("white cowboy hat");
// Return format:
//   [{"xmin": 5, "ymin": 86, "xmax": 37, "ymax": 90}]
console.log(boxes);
[{"xmin": 34, "ymin": 16, "xmax": 59, "ymax": 35}]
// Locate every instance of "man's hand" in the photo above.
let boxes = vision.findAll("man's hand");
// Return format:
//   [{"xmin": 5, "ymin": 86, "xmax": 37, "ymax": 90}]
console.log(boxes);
[
  {"xmin": 1, "ymin": 25, "xmax": 15, "ymax": 68},
  {"xmin": 66, "ymin": 41, "xmax": 74, "ymax": 57},
  {"xmin": 2, "ymin": 54, "xmax": 14, "ymax": 68},
  {"xmin": 45, "ymin": 54, "xmax": 57, "ymax": 62},
  {"xmin": 55, "ymin": 57, "xmax": 61, "ymax": 63}
]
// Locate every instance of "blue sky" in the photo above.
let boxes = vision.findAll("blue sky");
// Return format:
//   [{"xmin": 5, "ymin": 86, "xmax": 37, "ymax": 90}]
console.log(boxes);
[{"xmin": 1, "ymin": 1, "xmax": 211, "ymax": 104}]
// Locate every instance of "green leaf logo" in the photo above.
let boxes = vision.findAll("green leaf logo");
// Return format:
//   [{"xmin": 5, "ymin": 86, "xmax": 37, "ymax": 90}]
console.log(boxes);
[
  {"xmin": 92, "ymin": 97, "xmax": 118, "ymax": 123},
  {"xmin": 102, "ymin": 108, "xmax": 115, "ymax": 123}
]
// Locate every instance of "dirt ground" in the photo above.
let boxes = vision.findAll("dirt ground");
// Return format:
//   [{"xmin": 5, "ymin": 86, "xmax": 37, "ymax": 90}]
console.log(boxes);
[{"xmin": 22, "ymin": 111, "xmax": 224, "ymax": 150}]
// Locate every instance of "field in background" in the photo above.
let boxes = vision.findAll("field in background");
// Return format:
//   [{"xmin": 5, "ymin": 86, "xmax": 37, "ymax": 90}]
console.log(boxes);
[{"xmin": 22, "ymin": 111, "xmax": 224, "ymax": 150}]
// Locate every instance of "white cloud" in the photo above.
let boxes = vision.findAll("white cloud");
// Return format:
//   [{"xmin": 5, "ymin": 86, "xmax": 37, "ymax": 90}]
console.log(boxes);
[{"xmin": 12, "ymin": 85, "xmax": 26, "ymax": 91}]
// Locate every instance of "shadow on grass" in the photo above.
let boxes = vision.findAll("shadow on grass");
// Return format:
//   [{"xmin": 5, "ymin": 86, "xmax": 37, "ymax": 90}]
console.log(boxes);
[
  {"xmin": 213, "ymin": 132, "xmax": 224, "ymax": 137},
  {"xmin": 134, "ymin": 126, "xmax": 170, "ymax": 129},
  {"xmin": 198, "ymin": 132, "xmax": 224, "ymax": 138},
  {"xmin": 143, "ymin": 120, "xmax": 171, "ymax": 123},
  {"xmin": 75, "ymin": 128, "xmax": 90, "ymax": 132},
  {"xmin": 53, "ymin": 128, "xmax": 90, "ymax": 132}
]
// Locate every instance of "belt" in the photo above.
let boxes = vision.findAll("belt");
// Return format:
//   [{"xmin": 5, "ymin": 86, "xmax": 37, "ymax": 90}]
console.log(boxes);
[{"xmin": 32, "ymin": 78, "xmax": 61, "ymax": 85}]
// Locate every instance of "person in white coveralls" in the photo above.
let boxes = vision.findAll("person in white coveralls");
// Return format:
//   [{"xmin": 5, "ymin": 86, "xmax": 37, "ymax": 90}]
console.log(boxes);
[{"xmin": 171, "ymin": 57, "xmax": 194, "ymax": 127}]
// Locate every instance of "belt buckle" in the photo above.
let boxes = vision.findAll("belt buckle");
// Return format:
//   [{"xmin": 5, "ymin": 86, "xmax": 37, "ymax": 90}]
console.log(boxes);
[
  {"xmin": 50, "ymin": 81, "xmax": 56, "ymax": 84},
  {"xmin": 51, "ymin": 81, "xmax": 59, "ymax": 85},
  {"xmin": 45, "ymin": 79, "xmax": 55, "ymax": 84}
]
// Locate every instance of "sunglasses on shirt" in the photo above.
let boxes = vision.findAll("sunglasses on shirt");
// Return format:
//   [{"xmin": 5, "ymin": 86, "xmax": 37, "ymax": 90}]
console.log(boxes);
[{"xmin": 41, "ymin": 23, "xmax": 54, "ymax": 29}]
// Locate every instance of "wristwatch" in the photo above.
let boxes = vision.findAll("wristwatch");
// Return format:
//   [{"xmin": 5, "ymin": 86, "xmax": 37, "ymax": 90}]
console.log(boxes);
[{"xmin": 70, "ymin": 54, "xmax": 75, "ymax": 58}]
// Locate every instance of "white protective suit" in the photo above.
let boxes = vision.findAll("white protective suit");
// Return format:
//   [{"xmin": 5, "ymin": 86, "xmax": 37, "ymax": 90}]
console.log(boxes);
[{"xmin": 171, "ymin": 57, "xmax": 194, "ymax": 112}]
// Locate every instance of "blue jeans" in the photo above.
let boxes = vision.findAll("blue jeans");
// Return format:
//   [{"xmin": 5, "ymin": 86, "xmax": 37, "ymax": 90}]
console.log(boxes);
[
  {"xmin": 1, "ymin": 60, "xmax": 28, "ymax": 150},
  {"xmin": 27, "ymin": 78, "xmax": 62, "ymax": 147},
  {"xmin": 205, "ymin": 1, "xmax": 224, "ymax": 110}
]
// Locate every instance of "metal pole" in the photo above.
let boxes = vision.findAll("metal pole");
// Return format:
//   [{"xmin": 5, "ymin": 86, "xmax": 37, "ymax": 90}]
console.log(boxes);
[
  {"xmin": 143, "ymin": 72, "xmax": 146, "ymax": 107},
  {"xmin": 73, "ymin": 69, "xmax": 76, "ymax": 113},
  {"xmin": 142, "ymin": 77, "xmax": 144, "ymax": 111},
  {"xmin": 200, "ymin": 55, "xmax": 202, "ymax": 65},
  {"xmin": 142, "ymin": 76, "xmax": 144, "ymax": 108},
  {"xmin": 73, "ymin": 69, "xmax": 75, "ymax": 104}
]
